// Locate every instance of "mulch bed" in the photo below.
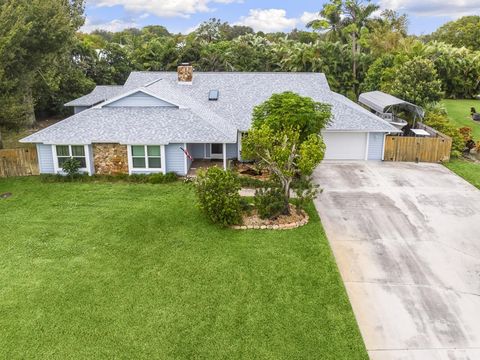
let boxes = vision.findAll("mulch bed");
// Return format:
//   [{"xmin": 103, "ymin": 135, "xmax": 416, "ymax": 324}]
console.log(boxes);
[
  {"xmin": 232, "ymin": 204, "xmax": 309, "ymax": 230},
  {"xmin": 235, "ymin": 162, "xmax": 270, "ymax": 181}
]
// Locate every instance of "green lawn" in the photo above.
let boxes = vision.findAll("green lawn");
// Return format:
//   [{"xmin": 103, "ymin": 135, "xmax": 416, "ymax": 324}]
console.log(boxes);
[
  {"xmin": 0, "ymin": 178, "xmax": 367, "ymax": 359},
  {"xmin": 445, "ymin": 159, "xmax": 480, "ymax": 189},
  {"xmin": 442, "ymin": 99, "xmax": 480, "ymax": 140}
]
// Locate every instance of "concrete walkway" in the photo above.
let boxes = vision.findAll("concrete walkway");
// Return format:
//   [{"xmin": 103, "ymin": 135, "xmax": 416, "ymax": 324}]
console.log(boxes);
[{"xmin": 313, "ymin": 161, "xmax": 480, "ymax": 360}]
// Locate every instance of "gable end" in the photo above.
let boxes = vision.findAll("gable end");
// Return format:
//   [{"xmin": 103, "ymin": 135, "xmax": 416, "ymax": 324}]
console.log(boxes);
[{"xmin": 105, "ymin": 90, "xmax": 177, "ymax": 108}]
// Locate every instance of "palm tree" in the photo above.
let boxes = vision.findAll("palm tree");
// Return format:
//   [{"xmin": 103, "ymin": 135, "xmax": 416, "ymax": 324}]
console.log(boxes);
[
  {"xmin": 343, "ymin": 0, "xmax": 379, "ymax": 94},
  {"xmin": 306, "ymin": 0, "xmax": 344, "ymax": 42}
]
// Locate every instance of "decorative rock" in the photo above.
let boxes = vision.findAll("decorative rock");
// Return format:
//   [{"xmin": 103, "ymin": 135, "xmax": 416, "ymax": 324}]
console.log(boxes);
[{"xmin": 93, "ymin": 143, "xmax": 128, "ymax": 175}]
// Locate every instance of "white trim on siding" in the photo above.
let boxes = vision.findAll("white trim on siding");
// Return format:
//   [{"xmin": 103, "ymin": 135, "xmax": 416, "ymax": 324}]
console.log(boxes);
[
  {"xmin": 223, "ymin": 143, "xmax": 227, "ymax": 170},
  {"xmin": 184, "ymin": 142, "xmax": 188, "ymax": 175},
  {"xmin": 382, "ymin": 133, "xmax": 386, "ymax": 161},
  {"xmin": 364, "ymin": 132, "xmax": 370, "ymax": 160}
]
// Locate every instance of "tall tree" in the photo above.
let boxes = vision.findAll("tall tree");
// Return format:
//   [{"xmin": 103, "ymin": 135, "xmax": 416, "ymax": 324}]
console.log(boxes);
[
  {"xmin": 391, "ymin": 57, "xmax": 443, "ymax": 107},
  {"xmin": 0, "ymin": 0, "xmax": 85, "ymax": 130},
  {"xmin": 243, "ymin": 92, "xmax": 331, "ymax": 214},
  {"xmin": 430, "ymin": 16, "xmax": 480, "ymax": 52},
  {"xmin": 306, "ymin": 0, "xmax": 344, "ymax": 41},
  {"xmin": 342, "ymin": 0, "xmax": 379, "ymax": 95}
]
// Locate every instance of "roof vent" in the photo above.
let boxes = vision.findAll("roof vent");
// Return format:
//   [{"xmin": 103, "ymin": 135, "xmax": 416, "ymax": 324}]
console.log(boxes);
[{"xmin": 208, "ymin": 90, "xmax": 219, "ymax": 101}]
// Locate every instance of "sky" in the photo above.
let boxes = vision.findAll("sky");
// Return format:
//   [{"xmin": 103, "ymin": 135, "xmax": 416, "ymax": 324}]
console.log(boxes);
[{"xmin": 82, "ymin": 0, "xmax": 480, "ymax": 35}]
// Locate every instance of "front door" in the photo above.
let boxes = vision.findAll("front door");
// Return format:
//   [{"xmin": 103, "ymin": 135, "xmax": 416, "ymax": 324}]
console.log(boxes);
[{"xmin": 210, "ymin": 143, "xmax": 223, "ymax": 159}]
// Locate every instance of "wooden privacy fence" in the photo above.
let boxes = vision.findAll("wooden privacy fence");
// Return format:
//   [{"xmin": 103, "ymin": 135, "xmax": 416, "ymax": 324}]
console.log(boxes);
[
  {"xmin": 0, "ymin": 147, "xmax": 39, "ymax": 177},
  {"xmin": 384, "ymin": 135, "xmax": 452, "ymax": 163}
]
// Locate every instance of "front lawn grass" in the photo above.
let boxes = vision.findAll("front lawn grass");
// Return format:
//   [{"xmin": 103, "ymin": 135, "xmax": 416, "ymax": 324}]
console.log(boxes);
[
  {"xmin": 445, "ymin": 159, "xmax": 480, "ymax": 189},
  {"xmin": 442, "ymin": 99, "xmax": 480, "ymax": 140},
  {"xmin": 0, "ymin": 178, "xmax": 367, "ymax": 359}
]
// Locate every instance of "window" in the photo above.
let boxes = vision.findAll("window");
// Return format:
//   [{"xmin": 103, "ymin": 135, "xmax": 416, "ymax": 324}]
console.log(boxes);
[
  {"xmin": 56, "ymin": 145, "xmax": 86, "ymax": 168},
  {"xmin": 131, "ymin": 145, "xmax": 162, "ymax": 169},
  {"xmin": 211, "ymin": 143, "xmax": 223, "ymax": 155}
]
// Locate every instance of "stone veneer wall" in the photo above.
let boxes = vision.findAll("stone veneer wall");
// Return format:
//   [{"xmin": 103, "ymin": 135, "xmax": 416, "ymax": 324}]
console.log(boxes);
[{"xmin": 93, "ymin": 143, "xmax": 129, "ymax": 175}]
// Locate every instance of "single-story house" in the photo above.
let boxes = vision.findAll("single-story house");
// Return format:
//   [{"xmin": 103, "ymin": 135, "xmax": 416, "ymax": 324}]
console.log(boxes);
[{"xmin": 21, "ymin": 65, "xmax": 400, "ymax": 176}]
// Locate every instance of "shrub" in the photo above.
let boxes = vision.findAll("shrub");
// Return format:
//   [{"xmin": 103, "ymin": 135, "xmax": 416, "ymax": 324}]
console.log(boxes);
[
  {"xmin": 254, "ymin": 187, "xmax": 285, "ymax": 220},
  {"xmin": 239, "ymin": 198, "xmax": 254, "ymax": 215},
  {"xmin": 238, "ymin": 175, "xmax": 275, "ymax": 189},
  {"xmin": 293, "ymin": 176, "xmax": 321, "ymax": 213},
  {"xmin": 148, "ymin": 172, "xmax": 178, "ymax": 184},
  {"xmin": 459, "ymin": 127, "xmax": 476, "ymax": 151},
  {"xmin": 194, "ymin": 167, "xmax": 242, "ymax": 226},
  {"xmin": 39, "ymin": 172, "xmax": 178, "ymax": 184},
  {"xmin": 62, "ymin": 158, "xmax": 81, "ymax": 177},
  {"xmin": 423, "ymin": 112, "xmax": 464, "ymax": 155}
]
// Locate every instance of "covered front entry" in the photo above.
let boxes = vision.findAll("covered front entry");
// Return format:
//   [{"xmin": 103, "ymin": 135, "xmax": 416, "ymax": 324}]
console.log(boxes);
[{"xmin": 184, "ymin": 143, "xmax": 238, "ymax": 175}]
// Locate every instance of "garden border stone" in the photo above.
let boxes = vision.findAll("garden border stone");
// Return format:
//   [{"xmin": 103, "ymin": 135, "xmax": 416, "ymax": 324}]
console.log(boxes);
[{"xmin": 231, "ymin": 212, "xmax": 309, "ymax": 230}]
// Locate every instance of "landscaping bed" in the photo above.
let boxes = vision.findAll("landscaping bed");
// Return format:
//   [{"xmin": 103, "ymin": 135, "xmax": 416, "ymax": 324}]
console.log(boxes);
[
  {"xmin": 233, "ymin": 204, "xmax": 309, "ymax": 230},
  {"xmin": 0, "ymin": 177, "xmax": 367, "ymax": 359}
]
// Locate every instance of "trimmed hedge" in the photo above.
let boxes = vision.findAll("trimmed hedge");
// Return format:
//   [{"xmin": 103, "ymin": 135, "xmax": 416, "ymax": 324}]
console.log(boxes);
[{"xmin": 40, "ymin": 172, "xmax": 178, "ymax": 184}]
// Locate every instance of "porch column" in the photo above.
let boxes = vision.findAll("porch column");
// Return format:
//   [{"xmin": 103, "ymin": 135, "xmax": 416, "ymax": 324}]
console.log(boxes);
[{"xmin": 223, "ymin": 143, "xmax": 227, "ymax": 170}]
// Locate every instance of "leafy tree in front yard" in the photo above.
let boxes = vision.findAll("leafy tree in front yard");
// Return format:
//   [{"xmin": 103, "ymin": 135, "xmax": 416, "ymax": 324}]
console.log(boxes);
[
  {"xmin": 243, "ymin": 92, "xmax": 331, "ymax": 215},
  {"xmin": 251, "ymin": 91, "xmax": 331, "ymax": 141}
]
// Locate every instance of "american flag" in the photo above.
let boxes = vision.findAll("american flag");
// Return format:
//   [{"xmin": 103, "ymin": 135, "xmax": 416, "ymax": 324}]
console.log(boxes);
[{"xmin": 180, "ymin": 146, "xmax": 193, "ymax": 161}]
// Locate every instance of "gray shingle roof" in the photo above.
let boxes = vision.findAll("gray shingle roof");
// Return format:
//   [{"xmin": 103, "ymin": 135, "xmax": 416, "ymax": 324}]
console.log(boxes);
[
  {"xmin": 22, "ymin": 107, "xmax": 235, "ymax": 145},
  {"xmin": 64, "ymin": 85, "xmax": 124, "ymax": 106},
  {"xmin": 23, "ymin": 71, "xmax": 399, "ymax": 145}
]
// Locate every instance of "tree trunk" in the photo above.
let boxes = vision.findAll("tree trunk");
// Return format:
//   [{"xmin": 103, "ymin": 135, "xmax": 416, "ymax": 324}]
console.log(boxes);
[
  {"xmin": 0, "ymin": 128, "xmax": 3, "ymax": 149},
  {"xmin": 282, "ymin": 179, "xmax": 291, "ymax": 215},
  {"xmin": 352, "ymin": 33, "xmax": 357, "ymax": 96},
  {"xmin": 23, "ymin": 85, "xmax": 36, "ymax": 127}
]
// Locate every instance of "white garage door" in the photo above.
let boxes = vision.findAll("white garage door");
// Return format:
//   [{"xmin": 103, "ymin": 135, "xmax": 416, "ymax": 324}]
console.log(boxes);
[{"xmin": 323, "ymin": 132, "xmax": 367, "ymax": 160}]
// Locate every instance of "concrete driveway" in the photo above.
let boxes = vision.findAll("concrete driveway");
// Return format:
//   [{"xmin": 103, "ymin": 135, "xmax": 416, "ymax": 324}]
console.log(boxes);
[{"xmin": 313, "ymin": 162, "xmax": 480, "ymax": 360}]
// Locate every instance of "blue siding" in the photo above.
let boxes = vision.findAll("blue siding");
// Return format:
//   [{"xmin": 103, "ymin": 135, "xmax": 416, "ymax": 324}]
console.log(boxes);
[
  {"xmin": 226, "ymin": 143, "xmax": 238, "ymax": 159},
  {"xmin": 205, "ymin": 144, "xmax": 211, "ymax": 158},
  {"xmin": 368, "ymin": 133, "xmax": 384, "ymax": 160},
  {"xmin": 106, "ymin": 91, "xmax": 176, "ymax": 107},
  {"xmin": 36, "ymin": 144, "xmax": 55, "ymax": 174},
  {"xmin": 166, "ymin": 143, "xmax": 186, "ymax": 175},
  {"xmin": 190, "ymin": 143, "xmax": 204, "ymax": 159}
]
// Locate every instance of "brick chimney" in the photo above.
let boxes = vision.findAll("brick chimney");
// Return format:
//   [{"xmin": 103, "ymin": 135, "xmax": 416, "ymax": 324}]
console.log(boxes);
[{"xmin": 177, "ymin": 63, "xmax": 193, "ymax": 84}]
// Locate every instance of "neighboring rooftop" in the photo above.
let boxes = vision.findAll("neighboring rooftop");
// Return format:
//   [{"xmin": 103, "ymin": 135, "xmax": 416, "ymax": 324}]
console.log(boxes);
[{"xmin": 64, "ymin": 85, "xmax": 124, "ymax": 107}]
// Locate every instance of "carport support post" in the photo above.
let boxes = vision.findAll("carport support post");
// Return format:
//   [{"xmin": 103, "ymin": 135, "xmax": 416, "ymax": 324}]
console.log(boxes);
[{"xmin": 223, "ymin": 143, "xmax": 227, "ymax": 170}]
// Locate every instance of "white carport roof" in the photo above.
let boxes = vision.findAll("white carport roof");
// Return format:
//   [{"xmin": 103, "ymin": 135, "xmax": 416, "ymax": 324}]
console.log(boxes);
[{"xmin": 358, "ymin": 91, "xmax": 424, "ymax": 118}]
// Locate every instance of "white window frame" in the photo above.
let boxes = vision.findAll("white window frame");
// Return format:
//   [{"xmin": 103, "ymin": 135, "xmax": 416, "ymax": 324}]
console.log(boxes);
[
  {"xmin": 127, "ymin": 145, "xmax": 166, "ymax": 175},
  {"xmin": 52, "ymin": 144, "xmax": 91, "ymax": 175}
]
